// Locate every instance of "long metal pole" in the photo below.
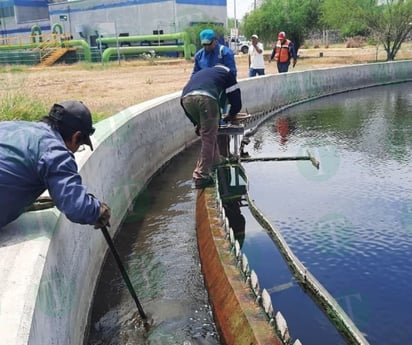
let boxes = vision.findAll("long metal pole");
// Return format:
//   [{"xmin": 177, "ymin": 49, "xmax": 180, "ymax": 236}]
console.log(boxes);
[
  {"xmin": 234, "ymin": 0, "xmax": 237, "ymax": 31},
  {"xmin": 241, "ymin": 155, "xmax": 320, "ymax": 169},
  {"xmin": 100, "ymin": 226, "xmax": 148, "ymax": 321}
]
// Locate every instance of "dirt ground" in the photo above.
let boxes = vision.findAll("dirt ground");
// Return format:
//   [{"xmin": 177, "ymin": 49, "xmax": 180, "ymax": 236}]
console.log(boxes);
[{"xmin": 1, "ymin": 45, "xmax": 412, "ymax": 118}]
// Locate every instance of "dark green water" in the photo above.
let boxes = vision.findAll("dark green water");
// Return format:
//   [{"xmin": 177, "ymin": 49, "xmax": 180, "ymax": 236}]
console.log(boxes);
[
  {"xmin": 87, "ymin": 142, "xmax": 220, "ymax": 345},
  {"xmin": 244, "ymin": 82, "xmax": 412, "ymax": 345}
]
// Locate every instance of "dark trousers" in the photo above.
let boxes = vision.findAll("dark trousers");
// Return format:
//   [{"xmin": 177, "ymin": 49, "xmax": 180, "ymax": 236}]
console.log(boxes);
[
  {"xmin": 249, "ymin": 68, "xmax": 265, "ymax": 77},
  {"xmin": 277, "ymin": 61, "xmax": 290, "ymax": 73}
]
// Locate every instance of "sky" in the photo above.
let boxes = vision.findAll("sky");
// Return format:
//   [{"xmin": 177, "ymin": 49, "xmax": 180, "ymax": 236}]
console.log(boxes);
[{"xmin": 226, "ymin": 0, "xmax": 256, "ymax": 19}]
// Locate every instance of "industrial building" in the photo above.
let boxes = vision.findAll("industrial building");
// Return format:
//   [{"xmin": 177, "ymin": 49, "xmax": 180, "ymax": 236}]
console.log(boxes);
[{"xmin": 0, "ymin": 0, "xmax": 227, "ymax": 47}]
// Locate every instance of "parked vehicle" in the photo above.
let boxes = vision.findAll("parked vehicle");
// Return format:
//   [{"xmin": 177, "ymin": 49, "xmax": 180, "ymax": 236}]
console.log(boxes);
[{"xmin": 228, "ymin": 35, "xmax": 250, "ymax": 54}]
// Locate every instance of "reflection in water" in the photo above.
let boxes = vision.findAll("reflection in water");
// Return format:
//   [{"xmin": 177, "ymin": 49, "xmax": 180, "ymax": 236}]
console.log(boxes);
[
  {"xmin": 245, "ymin": 82, "xmax": 412, "ymax": 345},
  {"xmin": 274, "ymin": 116, "xmax": 296, "ymax": 145},
  {"xmin": 214, "ymin": 159, "xmax": 345, "ymax": 344},
  {"xmin": 217, "ymin": 163, "xmax": 247, "ymax": 247},
  {"xmin": 223, "ymin": 201, "xmax": 246, "ymax": 248}
]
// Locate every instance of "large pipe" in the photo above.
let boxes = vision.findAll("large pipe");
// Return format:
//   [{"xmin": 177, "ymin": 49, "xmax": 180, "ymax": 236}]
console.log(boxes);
[
  {"xmin": 31, "ymin": 24, "xmax": 43, "ymax": 43},
  {"xmin": 102, "ymin": 45, "xmax": 189, "ymax": 62},
  {"xmin": 97, "ymin": 32, "xmax": 188, "ymax": 44},
  {"xmin": 97, "ymin": 31, "xmax": 193, "ymax": 60},
  {"xmin": 0, "ymin": 43, "xmax": 42, "ymax": 50},
  {"xmin": 52, "ymin": 23, "xmax": 63, "ymax": 35},
  {"xmin": 63, "ymin": 39, "xmax": 91, "ymax": 62}
]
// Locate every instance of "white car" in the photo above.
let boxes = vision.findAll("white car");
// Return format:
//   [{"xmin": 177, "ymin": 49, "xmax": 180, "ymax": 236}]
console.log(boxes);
[
  {"xmin": 229, "ymin": 36, "xmax": 250, "ymax": 54},
  {"xmin": 238, "ymin": 40, "xmax": 250, "ymax": 54}
]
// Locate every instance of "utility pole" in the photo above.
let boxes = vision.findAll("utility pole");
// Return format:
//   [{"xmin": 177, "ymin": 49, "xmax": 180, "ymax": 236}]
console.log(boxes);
[{"xmin": 234, "ymin": 0, "xmax": 237, "ymax": 33}]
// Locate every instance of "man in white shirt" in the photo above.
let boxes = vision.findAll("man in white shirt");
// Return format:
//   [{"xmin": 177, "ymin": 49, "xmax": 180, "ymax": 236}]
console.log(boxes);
[{"xmin": 248, "ymin": 34, "xmax": 265, "ymax": 77}]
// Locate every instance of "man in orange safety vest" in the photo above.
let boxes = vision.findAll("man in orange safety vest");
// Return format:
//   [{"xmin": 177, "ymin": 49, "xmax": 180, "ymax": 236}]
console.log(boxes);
[{"xmin": 269, "ymin": 31, "xmax": 297, "ymax": 73}]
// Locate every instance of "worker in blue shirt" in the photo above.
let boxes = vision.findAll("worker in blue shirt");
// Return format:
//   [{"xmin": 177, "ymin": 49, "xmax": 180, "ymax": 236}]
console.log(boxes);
[
  {"xmin": 192, "ymin": 29, "xmax": 238, "ymax": 160},
  {"xmin": 0, "ymin": 100, "xmax": 110, "ymax": 229},
  {"xmin": 181, "ymin": 65, "xmax": 242, "ymax": 189},
  {"xmin": 192, "ymin": 29, "xmax": 237, "ymax": 78}
]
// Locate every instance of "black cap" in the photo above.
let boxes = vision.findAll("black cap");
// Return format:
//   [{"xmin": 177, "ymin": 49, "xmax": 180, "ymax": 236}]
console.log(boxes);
[{"xmin": 49, "ymin": 100, "xmax": 95, "ymax": 150}]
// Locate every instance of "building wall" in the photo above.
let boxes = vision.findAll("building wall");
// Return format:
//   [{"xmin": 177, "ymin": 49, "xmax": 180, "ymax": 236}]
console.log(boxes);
[
  {"xmin": 1, "ymin": 0, "xmax": 226, "ymax": 42},
  {"xmin": 0, "ymin": 0, "xmax": 50, "ymax": 38},
  {"xmin": 14, "ymin": 0, "xmax": 49, "ymax": 23},
  {"xmin": 47, "ymin": 0, "xmax": 226, "ymax": 44}
]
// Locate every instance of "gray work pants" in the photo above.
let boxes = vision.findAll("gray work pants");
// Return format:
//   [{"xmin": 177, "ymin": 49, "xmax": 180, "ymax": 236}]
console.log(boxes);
[{"xmin": 181, "ymin": 94, "xmax": 221, "ymax": 181}]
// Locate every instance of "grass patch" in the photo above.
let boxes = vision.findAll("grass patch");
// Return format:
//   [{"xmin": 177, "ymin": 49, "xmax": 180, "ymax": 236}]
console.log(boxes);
[
  {"xmin": 0, "ymin": 92, "xmax": 107, "ymax": 123},
  {"xmin": 75, "ymin": 61, "xmax": 110, "ymax": 71},
  {"xmin": 92, "ymin": 112, "xmax": 108, "ymax": 123},
  {"xmin": 0, "ymin": 93, "xmax": 48, "ymax": 121},
  {"xmin": 0, "ymin": 65, "xmax": 28, "ymax": 73}
]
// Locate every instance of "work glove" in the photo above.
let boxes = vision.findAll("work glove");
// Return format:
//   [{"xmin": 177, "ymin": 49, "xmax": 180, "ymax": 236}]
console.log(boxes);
[{"xmin": 94, "ymin": 202, "xmax": 111, "ymax": 229}]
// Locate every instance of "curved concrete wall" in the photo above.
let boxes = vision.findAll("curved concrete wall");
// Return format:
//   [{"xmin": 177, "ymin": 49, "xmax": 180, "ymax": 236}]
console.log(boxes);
[{"xmin": 0, "ymin": 61, "xmax": 411, "ymax": 345}]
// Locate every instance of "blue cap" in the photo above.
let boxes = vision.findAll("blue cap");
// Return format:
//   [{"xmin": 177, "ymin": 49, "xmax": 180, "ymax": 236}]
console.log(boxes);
[{"xmin": 200, "ymin": 29, "xmax": 216, "ymax": 45}]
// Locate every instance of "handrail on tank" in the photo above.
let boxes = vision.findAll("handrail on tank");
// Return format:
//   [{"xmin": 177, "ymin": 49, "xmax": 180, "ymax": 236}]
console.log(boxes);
[{"xmin": 97, "ymin": 31, "xmax": 193, "ymax": 60}]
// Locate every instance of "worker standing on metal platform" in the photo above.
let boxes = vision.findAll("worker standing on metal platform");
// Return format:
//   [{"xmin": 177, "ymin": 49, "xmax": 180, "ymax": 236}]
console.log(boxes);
[
  {"xmin": 181, "ymin": 65, "xmax": 242, "ymax": 189},
  {"xmin": 192, "ymin": 29, "xmax": 239, "ymax": 157}
]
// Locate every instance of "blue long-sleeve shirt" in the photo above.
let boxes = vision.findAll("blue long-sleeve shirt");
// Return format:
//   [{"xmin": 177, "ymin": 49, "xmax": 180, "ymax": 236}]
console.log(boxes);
[
  {"xmin": 192, "ymin": 44, "xmax": 237, "ymax": 77},
  {"xmin": 182, "ymin": 65, "xmax": 242, "ymax": 118},
  {"xmin": 0, "ymin": 121, "xmax": 100, "ymax": 229}
]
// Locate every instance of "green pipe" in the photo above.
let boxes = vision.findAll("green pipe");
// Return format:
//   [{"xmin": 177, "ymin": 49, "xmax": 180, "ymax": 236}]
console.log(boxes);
[
  {"xmin": 52, "ymin": 23, "xmax": 63, "ymax": 35},
  {"xmin": 31, "ymin": 24, "xmax": 43, "ymax": 44},
  {"xmin": 0, "ymin": 43, "xmax": 42, "ymax": 50},
  {"xmin": 102, "ymin": 45, "xmax": 187, "ymax": 62},
  {"xmin": 97, "ymin": 31, "xmax": 193, "ymax": 60},
  {"xmin": 64, "ymin": 39, "xmax": 91, "ymax": 62},
  {"xmin": 97, "ymin": 32, "xmax": 188, "ymax": 44}
]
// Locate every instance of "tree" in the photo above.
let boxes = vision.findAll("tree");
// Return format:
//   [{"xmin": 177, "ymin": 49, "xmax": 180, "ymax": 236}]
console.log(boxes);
[
  {"xmin": 242, "ymin": 0, "xmax": 323, "ymax": 51},
  {"xmin": 320, "ymin": 0, "xmax": 369, "ymax": 37},
  {"xmin": 185, "ymin": 23, "xmax": 226, "ymax": 49},
  {"xmin": 321, "ymin": 0, "xmax": 412, "ymax": 61}
]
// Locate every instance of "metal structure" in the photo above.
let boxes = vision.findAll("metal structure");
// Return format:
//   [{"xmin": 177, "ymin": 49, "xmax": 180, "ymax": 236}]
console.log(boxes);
[{"xmin": 210, "ymin": 111, "xmax": 369, "ymax": 345}]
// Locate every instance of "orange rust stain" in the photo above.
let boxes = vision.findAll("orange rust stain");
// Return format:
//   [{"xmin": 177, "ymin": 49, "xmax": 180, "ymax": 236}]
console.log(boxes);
[{"xmin": 196, "ymin": 189, "xmax": 282, "ymax": 345}]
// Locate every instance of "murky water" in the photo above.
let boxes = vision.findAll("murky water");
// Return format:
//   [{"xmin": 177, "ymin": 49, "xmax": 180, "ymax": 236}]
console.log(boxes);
[
  {"xmin": 88, "ymin": 82, "xmax": 411, "ymax": 345},
  {"xmin": 87, "ymin": 142, "xmax": 221, "ymax": 345}
]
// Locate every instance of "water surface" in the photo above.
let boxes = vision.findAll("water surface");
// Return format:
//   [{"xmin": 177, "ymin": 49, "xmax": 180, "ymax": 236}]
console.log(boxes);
[
  {"xmin": 88, "ymin": 142, "xmax": 220, "ymax": 345},
  {"xmin": 244, "ymin": 82, "xmax": 412, "ymax": 345}
]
